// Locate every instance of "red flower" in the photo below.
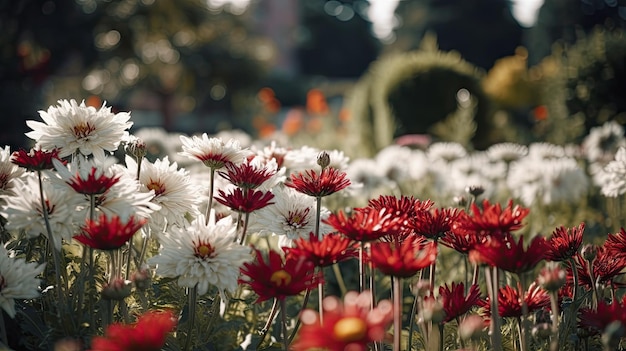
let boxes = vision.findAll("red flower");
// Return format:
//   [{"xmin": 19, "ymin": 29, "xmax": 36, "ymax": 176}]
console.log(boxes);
[
  {"xmin": 11, "ymin": 148, "xmax": 63, "ymax": 171},
  {"xmin": 453, "ymin": 199, "xmax": 529, "ymax": 238},
  {"xmin": 366, "ymin": 195, "xmax": 433, "ymax": 217},
  {"xmin": 324, "ymin": 207, "xmax": 402, "ymax": 242},
  {"xmin": 217, "ymin": 162, "xmax": 275, "ymax": 190},
  {"xmin": 284, "ymin": 232, "xmax": 357, "ymax": 268},
  {"xmin": 469, "ymin": 233, "xmax": 548, "ymax": 274},
  {"xmin": 239, "ymin": 247, "xmax": 322, "ymax": 302},
  {"xmin": 440, "ymin": 227, "xmax": 481, "ymax": 255},
  {"xmin": 74, "ymin": 213, "xmax": 146, "ymax": 250},
  {"xmin": 410, "ymin": 207, "xmax": 461, "ymax": 240},
  {"xmin": 285, "ymin": 167, "xmax": 350, "ymax": 198},
  {"xmin": 67, "ymin": 167, "xmax": 121, "ymax": 195},
  {"xmin": 545, "ymin": 222, "xmax": 585, "ymax": 262},
  {"xmin": 215, "ymin": 188, "xmax": 274, "ymax": 213},
  {"xmin": 89, "ymin": 310, "xmax": 176, "ymax": 351},
  {"xmin": 439, "ymin": 282, "xmax": 481, "ymax": 323},
  {"xmin": 370, "ymin": 235, "xmax": 437, "ymax": 278},
  {"xmin": 291, "ymin": 291, "xmax": 393, "ymax": 351},
  {"xmin": 604, "ymin": 227, "xmax": 626, "ymax": 257},
  {"xmin": 579, "ymin": 295, "xmax": 626, "ymax": 334},
  {"xmin": 570, "ymin": 245, "xmax": 626, "ymax": 290},
  {"xmin": 480, "ymin": 282, "xmax": 550, "ymax": 318}
]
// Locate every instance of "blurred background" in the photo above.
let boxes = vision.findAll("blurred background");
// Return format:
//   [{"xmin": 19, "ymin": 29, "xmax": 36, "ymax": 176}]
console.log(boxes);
[{"xmin": 2, "ymin": 0, "xmax": 626, "ymax": 155}]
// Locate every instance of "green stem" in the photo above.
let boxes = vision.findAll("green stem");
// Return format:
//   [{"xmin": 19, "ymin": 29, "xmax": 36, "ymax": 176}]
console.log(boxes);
[
  {"xmin": 332, "ymin": 263, "xmax": 347, "ymax": 296},
  {"xmin": 359, "ymin": 241, "xmax": 366, "ymax": 292},
  {"xmin": 183, "ymin": 286, "xmax": 198, "ymax": 351},
  {"xmin": 288, "ymin": 288, "xmax": 312, "ymax": 344},
  {"xmin": 280, "ymin": 298, "xmax": 289, "ymax": 351},
  {"xmin": 206, "ymin": 168, "xmax": 216, "ymax": 224},
  {"xmin": 518, "ymin": 274, "xmax": 529, "ymax": 351},
  {"xmin": 260, "ymin": 298, "xmax": 280, "ymax": 346},
  {"xmin": 238, "ymin": 212, "xmax": 251, "ymax": 246},
  {"xmin": 393, "ymin": 277, "xmax": 403, "ymax": 351},
  {"xmin": 485, "ymin": 266, "xmax": 503, "ymax": 351},
  {"xmin": 314, "ymin": 196, "xmax": 321, "ymax": 239},
  {"xmin": 550, "ymin": 291, "xmax": 559, "ymax": 351}
]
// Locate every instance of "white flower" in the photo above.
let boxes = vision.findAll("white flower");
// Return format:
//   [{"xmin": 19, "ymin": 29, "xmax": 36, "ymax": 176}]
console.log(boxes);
[
  {"xmin": 25, "ymin": 99, "xmax": 132, "ymax": 160},
  {"xmin": 148, "ymin": 213, "xmax": 251, "ymax": 299},
  {"xmin": 247, "ymin": 185, "xmax": 333, "ymax": 242},
  {"xmin": 506, "ymin": 157, "xmax": 545, "ymax": 206},
  {"xmin": 126, "ymin": 156, "xmax": 201, "ymax": 230},
  {"xmin": 133, "ymin": 127, "xmax": 182, "ymax": 161},
  {"xmin": 283, "ymin": 146, "xmax": 350, "ymax": 174},
  {"xmin": 213, "ymin": 129, "xmax": 253, "ymax": 149},
  {"xmin": 179, "ymin": 134, "xmax": 249, "ymax": 169},
  {"xmin": 345, "ymin": 158, "xmax": 395, "ymax": 197},
  {"xmin": 448, "ymin": 153, "xmax": 498, "ymax": 199},
  {"xmin": 0, "ymin": 245, "xmax": 46, "ymax": 318},
  {"xmin": 486, "ymin": 142, "xmax": 528, "ymax": 163},
  {"xmin": 527, "ymin": 142, "xmax": 565, "ymax": 160},
  {"xmin": 582, "ymin": 121, "xmax": 625, "ymax": 163},
  {"xmin": 0, "ymin": 146, "xmax": 24, "ymax": 196},
  {"xmin": 539, "ymin": 157, "xmax": 589, "ymax": 205},
  {"xmin": 426, "ymin": 142, "xmax": 468, "ymax": 163},
  {"xmin": 601, "ymin": 147, "xmax": 626, "ymax": 197},
  {"xmin": 375, "ymin": 145, "xmax": 422, "ymax": 183},
  {"xmin": 0, "ymin": 173, "xmax": 84, "ymax": 250}
]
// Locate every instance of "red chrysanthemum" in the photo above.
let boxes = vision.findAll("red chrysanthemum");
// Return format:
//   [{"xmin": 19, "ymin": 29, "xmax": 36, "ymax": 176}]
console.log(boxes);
[
  {"xmin": 217, "ymin": 162, "xmax": 275, "ymax": 190},
  {"xmin": 370, "ymin": 235, "xmax": 437, "ymax": 278},
  {"xmin": 469, "ymin": 233, "xmax": 548, "ymax": 274},
  {"xmin": 453, "ymin": 199, "xmax": 529, "ymax": 238},
  {"xmin": 545, "ymin": 222, "xmax": 585, "ymax": 262},
  {"xmin": 285, "ymin": 167, "xmax": 351, "ymax": 198},
  {"xmin": 439, "ymin": 282, "xmax": 481, "ymax": 323},
  {"xmin": 291, "ymin": 291, "xmax": 394, "ymax": 351},
  {"xmin": 366, "ymin": 195, "xmax": 434, "ymax": 239},
  {"xmin": 440, "ymin": 226, "xmax": 481, "ymax": 255},
  {"xmin": 410, "ymin": 207, "xmax": 461, "ymax": 240},
  {"xmin": 215, "ymin": 188, "xmax": 274, "ymax": 213},
  {"xmin": 604, "ymin": 227, "xmax": 626, "ymax": 258},
  {"xmin": 74, "ymin": 213, "xmax": 147, "ymax": 250},
  {"xmin": 480, "ymin": 282, "xmax": 550, "ymax": 318},
  {"xmin": 579, "ymin": 294, "xmax": 626, "ymax": 334},
  {"xmin": 89, "ymin": 310, "xmax": 176, "ymax": 351},
  {"xmin": 11, "ymin": 148, "xmax": 64, "ymax": 171},
  {"xmin": 67, "ymin": 167, "xmax": 121, "ymax": 195},
  {"xmin": 284, "ymin": 232, "xmax": 357, "ymax": 268},
  {"xmin": 569, "ymin": 245, "xmax": 626, "ymax": 290},
  {"xmin": 324, "ymin": 207, "xmax": 402, "ymax": 242},
  {"xmin": 239, "ymin": 247, "xmax": 322, "ymax": 302}
]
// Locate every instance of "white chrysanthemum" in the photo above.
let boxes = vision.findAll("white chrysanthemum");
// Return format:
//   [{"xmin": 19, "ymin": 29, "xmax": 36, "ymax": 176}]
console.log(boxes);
[
  {"xmin": 426, "ymin": 142, "xmax": 468, "ymax": 163},
  {"xmin": 448, "ymin": 154, "xmax": 498, "ymax": 199},
  {"xmin": 0, "ymin": 245, "xmax": 46, "ymax": 318},
  {"xmin": 601, "ymin": 147, "xmax": 626, "ymax": 197},
  {"xmin": 527, "ymin": 142, "xmax": 566, "ymax": 160},
  {"xmin": 486, "ymin": 142, "xmax": 528, "ymax": 163},
  {"xmin": 343, "ymin": 158, "xmax": 393, "ymax": 204},
  {"xmin": 25, "ymin": 99, "xmax": 132, "ymax": 160},
  {"xmin": 0, "ymin": 146, "xmax": 24, "ymax": 196},
  {"xmin": 148, "ymin": 213, "xmax": 251, "ymax": 298},
  {"xmin": 251, "ymin": 140, "xmax": 289, "ymax": 167},
  {"xmin": 582, "ymin": 121, "xmax": 626, "ymax": 163},
  {"xmin": 179, "ymin": 134, "xmax": 249, "ymax": 169},
  {"xmin": 375, "ymin": 145, "xmax": 425, "ymax": 183},
  {"xmin": 245, "ymin": 155, "xmax": 286, "ymax": 191},
  {"xmin": 506, "ymin": 157, "xmax": 545, "ymax": 206},
  {"xmin": 539, "ymin": 157, "xmax": 589, "ymax": 205},
  {"xmin": 126, "ymin": 156, "xmax": 201, "ymax": 229},
  {"xmin": 0, "ymin": 173, "xmax": 84, "ymax": 250},
  {"xmin": 283, "ymin": 146, "xmax": 320, "ymax": 173},
  {"xmin": 133, "ymin": 127, "xmax": 181, "ymax": 161},
  {"xmin": 248, "ymin": 185, "xmax": 333, "ymax": 241},
  {"xmin": 214, "ymin": 129, "xmax": 253, "ymax": 149}
]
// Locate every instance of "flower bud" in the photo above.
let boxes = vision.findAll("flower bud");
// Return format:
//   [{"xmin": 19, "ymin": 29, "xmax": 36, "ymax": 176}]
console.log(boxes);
[
  {"xmin": 125, "ymin": 136, "xmax": 147, "ymax": 160},
  {"xmin": 538, "ymin": 264, "xmax": 566, "ymax": 292},
  {"xmin": 458, "ymin": 314, "xmax": 487, "ymax": 341},
  {"xmin": 465, "ymin": 185, "xmax": 485, "ymax": 198},
  {"xmin": 101, "ymin": 278, "xmax": 132, "ymax": 300},
  {"xmin": 131, "ymin": 268, "xmax": 152, "ymax": 291},
  {"xmin": 317, "ymin": 151, "xmax": 330, "ymax": 169},
  {"xmin": 581, "ymin": 243, "xmax": 598, "ymax": 262},
  {"xmin": 409, "ymin": 280, "xmax": 431, "ymax": 297},
  {"xmin": 421, "ymin": 298, "xmax": 445, "ymax": 324},
  {"xmin": 453, "ymin": 195, "xmax": 467, "ymax": 207}
]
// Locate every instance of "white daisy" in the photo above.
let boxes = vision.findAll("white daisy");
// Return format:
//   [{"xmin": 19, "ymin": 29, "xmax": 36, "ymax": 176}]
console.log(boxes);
[
  {"xmin": 0, "ymin": 244, "xmax": 46, "ymax": 318},
  {"xmin": 247, "ymin": 185, "xmax": 333, "ymax": 242},
  {"xmin": 148, "ymin": 213, "xmax": 251, "ymax": 299},
  {"xmin": 25, "ymin": 99, "xmax": 132, "ymax": 161},
  {"xmin": 448, "ymin": 153, "xmax": 497, "ymax": 199},
  {"xmin": 283, "ymin": 145, "xmax": 320, "ymax": 173},
  {"xmin": 506, "ymin": 157, "xmax": 545, "ymax": 206},
  {"xmin": 486, "ymin": 142, "xmax": 528, "ymax": 163},
  {"xmin": 582, "ymin": 121, "xmax": 625, "ymax": 164},
  {"xmin": 133, "ymin": 127, "xmax": 180, "ymax": 161},
  {"xmin": 527, "ymin": 142, "xmax": 566, "ymax": 160},
  {"xmin": 0, "ymin": 146, "xmax": 24, "ymax": 197},
  {"xmin": 0, "ymin": 173, "xmax": 84, "ymax": 250},
  {"xmin": 213, "ymin": 129, "xmax": 253, "ymax": 149},
  {"xmin": 251, "ymin": 140, "xmax": 289, "ymax": 169},
  {"xmin": 179, "ymin": 134, "xmax": 249, "ymax": 169},
  {"xmin": 426, "ymin": 142, "xmax": 468, "ymax": 163},
  {"xmin": 375, "ymin": 145, "xmax": 418, "ymax": 183},
  {"xmin": 601, "ymin": 147, "xmax": 626, "ymax": 197},
  {"xmin": 539, "ymin": 157, "xmax": 589, "ymax": 205},
  {"xmin": 126, "ymin": 156, "xmax": 200, "ymax": 229}
]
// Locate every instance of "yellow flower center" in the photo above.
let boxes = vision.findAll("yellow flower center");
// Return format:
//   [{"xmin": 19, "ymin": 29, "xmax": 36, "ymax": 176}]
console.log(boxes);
[
  {"xmin": 333, "ymin": 317, "xmax": 368, "ymax": 342},
  {"xmin": 146, "ymin": 180, "xmax": 165, "ymax": 196},
  {"xmin": 194, "ymin": 242, "xmax": 215, "ymax": 259},
  {"xmin": 269, "ymin": 270, "xmax": 292, "ymax": 287}
]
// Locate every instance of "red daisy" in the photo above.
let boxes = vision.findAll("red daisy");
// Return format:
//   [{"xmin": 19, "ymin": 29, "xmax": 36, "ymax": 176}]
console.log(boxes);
[
  {"xmin": 366, "ymin": 195, "xmax": 433, "ymax": 217},
  {"xmin": 89, "ymin": 310, "xmax": 176, "ymax": 351},
  {"xmin": 217, "ymin": 162, "xmax": 276, "ymax": 190},
  {"xmin": 440, "ymin": 225, "xmax": 481, "ymax": 255},
  {"xmin": 285, "ymin": 167, "xmax": 351, "ymax": 198},
  {"xmin": 370, "ymin": 235, "xmax": 437, "ymax": 278},
  {"xmin": 74, "ymin": 213, "xmax": 147, "ymax": 250},
  {"xmin": 480, "ymin": 282, "xmax": 550, "ymax": 318},
  {"xmin": 469, "ymin": 233, "xmax": 548, "ymax": 274},
  {"xmin": 291, "ymin": 291, "xmax": 394, "ymax": 351},
  {"xmin": 545, "ymin": 222, "xmax": 585, "ymax": 262},
  {"xmin": 410, "ymin": 207, "xmax": 461, "ymax": 240},
  {"xmin": 324, "ymin": 207, "xmax": 402, "ymax": 242},
  {"xmin": 11, "ymin": 147, "xmax": 64, "ymax": 171},
  {"xmin": 284, "ymin": 232, "xmax": 357, "ymax": 268},
  {"xmin": 570, "ymin": 245, "xmax": 626, "ymax": 290},
  {"xmin": 604, "ymin": 227, "xmax": 626, "ymax": 257},
  {"xmin": 239, "ymin": 247, "xmax": 322, "ymax": 302},
  {"xmin": 453, "ymin": 199, "xmax": 529, "ymax": 238},
  {"xmin": 67, "ymin": 167, "xmax": 121, "ymax": 195},
  {"xmin": 439, "ymin": 282, "xmax": 481, "ymax": 323},
  {"xmin": 579, "ymin": 294, "xmax": 626, "ymax": 334},
  {"xmin": 214, "ymin": 188, "xmax": 274, "ymax": 213}
]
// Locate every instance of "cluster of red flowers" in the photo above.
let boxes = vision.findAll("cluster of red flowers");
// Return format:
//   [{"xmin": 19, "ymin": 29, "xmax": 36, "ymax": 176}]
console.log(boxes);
[{"xmin": 89, "ymin": 310, "xmax": 176, "ymax": 351}]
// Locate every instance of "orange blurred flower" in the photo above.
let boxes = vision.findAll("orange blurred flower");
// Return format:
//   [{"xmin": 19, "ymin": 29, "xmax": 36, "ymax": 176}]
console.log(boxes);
[{"xmin": 306, "ymin": 89, "xmax": 329, "ymax": 115}]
